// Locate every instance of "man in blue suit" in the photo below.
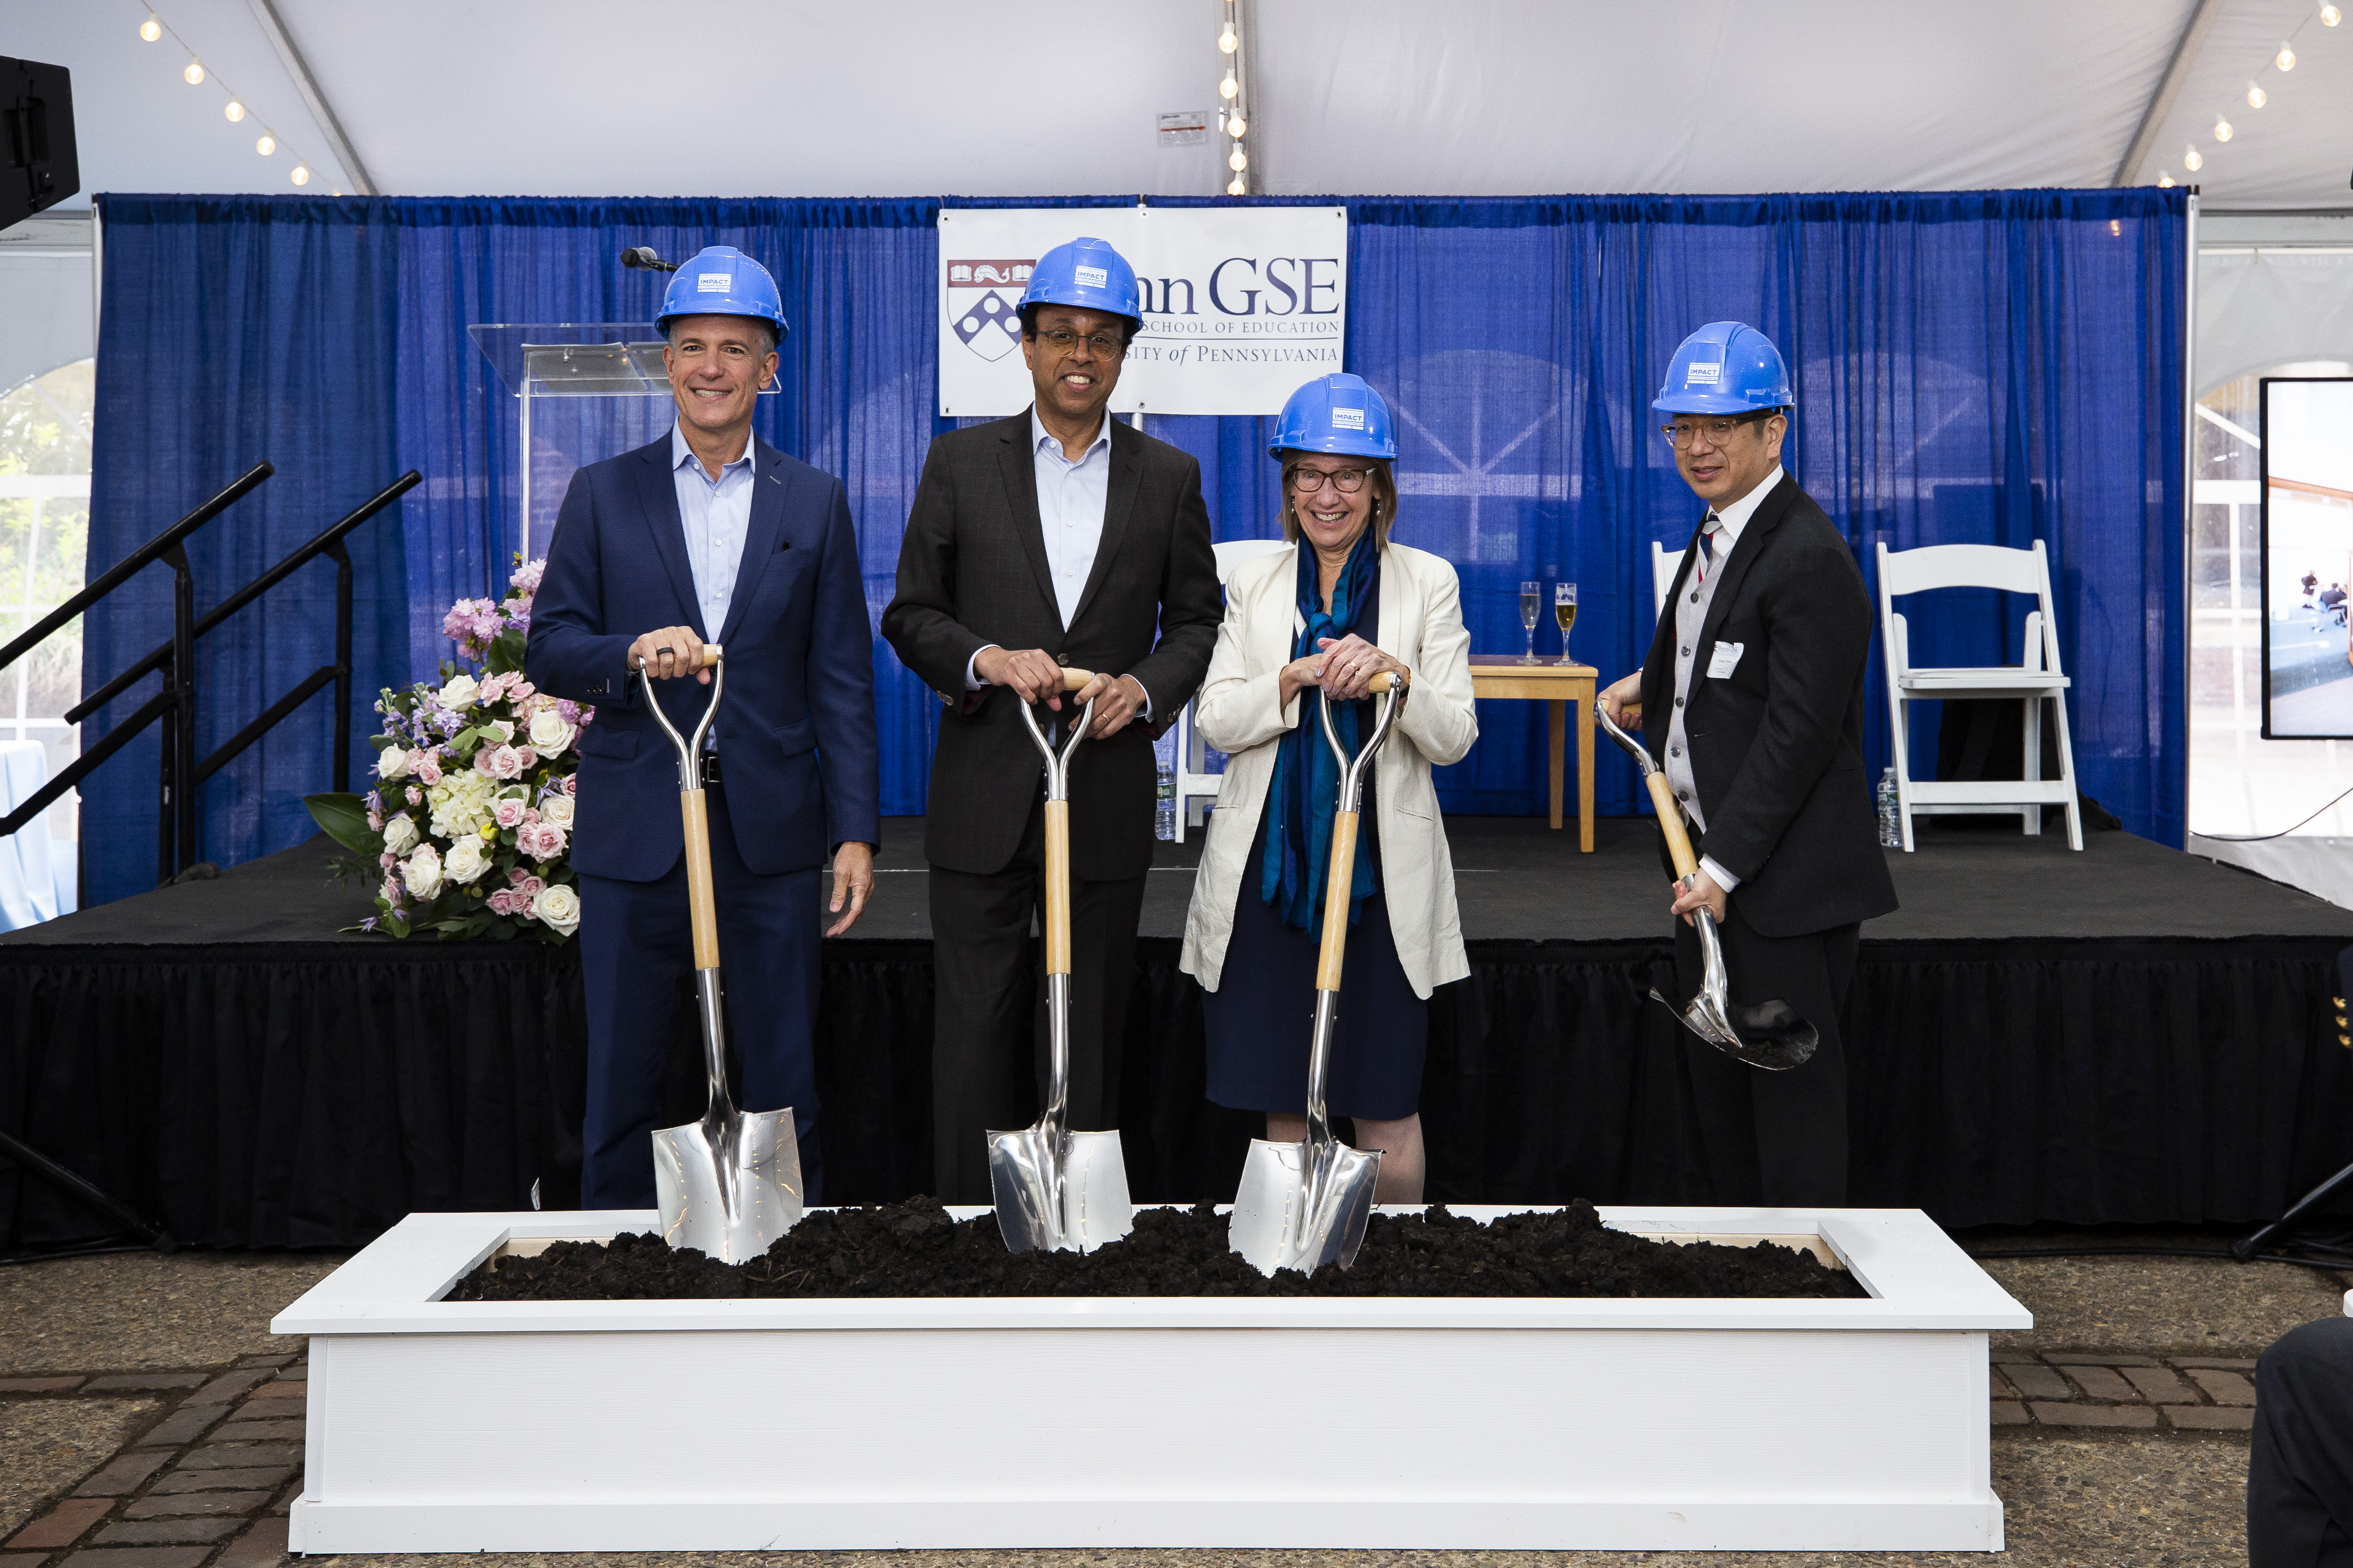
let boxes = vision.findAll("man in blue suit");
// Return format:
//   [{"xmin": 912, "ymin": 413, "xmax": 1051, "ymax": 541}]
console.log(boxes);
[{"xmin": 527, "ymin": 245, "xmax": 879, "ymax": 1210}]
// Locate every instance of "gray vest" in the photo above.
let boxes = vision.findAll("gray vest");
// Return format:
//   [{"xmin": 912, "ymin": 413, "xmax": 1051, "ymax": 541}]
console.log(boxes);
[{"xmin": 1662, "ymin": 517, "xmax": 1722, "ymax": 830}]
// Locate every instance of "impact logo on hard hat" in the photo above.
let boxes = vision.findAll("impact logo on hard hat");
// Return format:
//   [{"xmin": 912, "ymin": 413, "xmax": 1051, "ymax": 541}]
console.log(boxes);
[
  {"xmin": 696, "ymin": 273, "xmax": 731, "ymax": 294},
  {"xmin": 947, "ymin": 258, "xmax": 1035, "ymax": 363},
  {"xmin": 1073, "ymin": 265, "xmax": 1108, "ymax": 290},
  {"xmin": 1331, "ymin": 407, "xmax": 1365, "ymax": 430},
  {"xmin": 1686, "ymin": 362, "xmax": 1721, "ymax": 385}
]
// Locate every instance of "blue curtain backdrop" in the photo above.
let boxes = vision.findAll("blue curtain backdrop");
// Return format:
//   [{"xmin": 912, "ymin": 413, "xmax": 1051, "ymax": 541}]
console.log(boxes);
[{"xmin": 82, "ymin": 189, "xmax": 2184, "ymax": 906}]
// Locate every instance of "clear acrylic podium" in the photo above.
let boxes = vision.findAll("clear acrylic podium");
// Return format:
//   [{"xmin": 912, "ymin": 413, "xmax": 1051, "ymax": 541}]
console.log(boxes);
[{"xmin": 467, "ymin": 323, "xmax": 776, "ymax": 559}]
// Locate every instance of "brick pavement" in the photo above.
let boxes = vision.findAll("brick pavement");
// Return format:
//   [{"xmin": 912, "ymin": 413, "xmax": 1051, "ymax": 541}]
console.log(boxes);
[
  {"xmin": 1992, "ymin": 1350, "xmax": 2262, "ymax": 1432},
  {"xmin": 3, "ymin": 1353, "xmax": 302, "ymax": 1567}
]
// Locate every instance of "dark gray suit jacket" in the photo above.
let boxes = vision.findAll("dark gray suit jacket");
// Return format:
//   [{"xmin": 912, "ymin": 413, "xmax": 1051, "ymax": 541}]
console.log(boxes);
[
  {"xmin": 1640, "ymin": 471, "xmax": 1899, "ymax": 938},
  {"xmin": 881, "ymin": 411, "xmax": 1221, "ymax": 880}
]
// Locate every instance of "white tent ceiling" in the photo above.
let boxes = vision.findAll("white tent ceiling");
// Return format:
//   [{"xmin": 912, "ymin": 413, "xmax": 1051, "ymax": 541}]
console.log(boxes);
[{"xmin": 3, "ymin": 0, "xmax": 2351, "ymax": 209}]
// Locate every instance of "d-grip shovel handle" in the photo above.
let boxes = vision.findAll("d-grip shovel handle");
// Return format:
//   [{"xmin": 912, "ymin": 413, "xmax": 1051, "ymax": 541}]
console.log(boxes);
[
  {"xmin": 1312, "ymin": 672, "xmax": 1407, "ymax": 990},
  {"xmin": 1018, "ymin": 667, "xmax": 1100, "ymax": 981},
  {"xmin": 643, "ymin": 645, "xmax": 725, "ymax": 973}
]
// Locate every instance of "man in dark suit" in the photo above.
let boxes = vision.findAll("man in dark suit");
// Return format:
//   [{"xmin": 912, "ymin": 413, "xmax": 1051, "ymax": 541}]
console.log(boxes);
[
  {"xmin": 1599, "ymin": 321, "xmax": 1897, "ymax": 1206},
  {"xmin": 528, "ymin": 245, "xmax": 880, "ymax": 1210},
  {"xmin": 882, "ymin": 236, "xmax": 1221, "ymax": 1202}
]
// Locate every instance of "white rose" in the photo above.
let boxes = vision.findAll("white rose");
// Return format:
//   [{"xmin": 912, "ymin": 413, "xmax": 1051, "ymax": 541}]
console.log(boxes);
[
  {"xmin": 437, "ymin": 674, "xmax": 481, "ymax": 712},
  {"xmin": 401, "ymin": 843, "xmax": 444, "ymax": 900},
  {"xmin": 532, "ymin": 882, "xmax": 582, "ymax": 937},
  {"xmin": 539, "ymin": 792, "xmax": 575, "ymax": 830},
  {"xmin": 381, "ymin": 814, "xmax": 420, "ymax": 857},
  {"xmin": 444, "ymin": 836, "xmax": 489, "ymax": 885},
  {"xmin": 527, "ymin": 706, "xmax": 576, "ymax": 757},
  {"xmin": 376, "ymin": 745, "xmax": 410, "ymax": 780}
]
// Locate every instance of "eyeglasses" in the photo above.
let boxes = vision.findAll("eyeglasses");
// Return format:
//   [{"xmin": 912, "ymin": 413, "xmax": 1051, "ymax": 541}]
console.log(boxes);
[
  {"xmin": 1034, "ymin": 327, "xmax": 1126, "ymax": 358},
  {"xmin": 1660, "ymin": 413, "xmax": 1771, "ymax": 449},
  {"xmin": 1288, "ymin": 466, "xmax": 1374, "ymax": 495}
]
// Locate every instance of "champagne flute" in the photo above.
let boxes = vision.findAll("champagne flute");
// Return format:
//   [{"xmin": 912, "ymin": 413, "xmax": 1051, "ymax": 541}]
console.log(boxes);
[
  {"xmin": 1554, "ymin": 582, "xmax": 1578, "ymax": 665},
  {"xmin": 1519, "ymin": 580, "xmax": 1541, "ymax": 664}
]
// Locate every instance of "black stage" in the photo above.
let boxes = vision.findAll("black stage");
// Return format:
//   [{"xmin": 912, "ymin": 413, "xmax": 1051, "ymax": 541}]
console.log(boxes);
[{"xmin": 4, "ymin": 817, "xmax": 2350, "ymax": 1250}]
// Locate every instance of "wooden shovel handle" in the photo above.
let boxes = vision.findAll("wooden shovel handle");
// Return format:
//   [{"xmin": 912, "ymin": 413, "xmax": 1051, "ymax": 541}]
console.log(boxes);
[
  {"xmin": 1315, "ymin": 809, "xmax": 1360, "ymax": 990},
  {"xmin": 1645, "ymin": 772, "xmax": 1699, "ymax": 881},
  {"xmin": 682, "ymin": 787, "xmax": 720, "ymax": 970},
  {"xmin": 1058, "ymin": 667, "xmax": 1095, "ymax": 691},
  {"xmin": 1043, "ymin": 799, "xmax": 1071, "ymax": 976}
]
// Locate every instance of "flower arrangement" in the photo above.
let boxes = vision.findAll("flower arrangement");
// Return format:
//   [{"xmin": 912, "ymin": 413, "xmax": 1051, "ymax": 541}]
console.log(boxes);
[{"xmin": 305, "ymin": 559, "xmax": 593, "ymax": 941}]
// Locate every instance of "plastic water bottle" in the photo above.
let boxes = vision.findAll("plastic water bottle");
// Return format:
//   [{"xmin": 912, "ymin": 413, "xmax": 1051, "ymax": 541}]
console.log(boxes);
[
  {"xmin": 1156, "ymin": 761, "xmax": 1177, "ymax": 840},
  {"xmin": 1876, "ymin": 767, "xmax": 1901, "ymax": 848}
]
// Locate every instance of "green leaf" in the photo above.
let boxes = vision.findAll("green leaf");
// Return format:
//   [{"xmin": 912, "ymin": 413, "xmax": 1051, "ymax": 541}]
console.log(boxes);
[
  {"xmin": 367, "ymin": 733, "xmax": 397, "ymax": 752},
  {"xmin": 486, "ymin": 627, "xmax": 529, "ymax": 676},
  {"xmin": 304, "ymin": 792, "xmax": 383, "ymax": 855}
]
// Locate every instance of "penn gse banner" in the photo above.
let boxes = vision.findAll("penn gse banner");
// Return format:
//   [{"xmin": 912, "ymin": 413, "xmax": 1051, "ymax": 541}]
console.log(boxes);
[{"xmin": 936, "ymin": 206, "xmax": 1348, "ymax": 418}]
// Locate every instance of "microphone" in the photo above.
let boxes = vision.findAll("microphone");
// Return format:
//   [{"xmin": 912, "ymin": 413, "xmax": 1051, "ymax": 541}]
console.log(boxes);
[{"xmin": 621, "ymin": 246, "xmax": 679, "ymax": 273}]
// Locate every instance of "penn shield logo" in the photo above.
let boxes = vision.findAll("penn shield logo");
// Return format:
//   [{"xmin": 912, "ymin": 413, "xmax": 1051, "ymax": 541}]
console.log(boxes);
[
  {"xmin": 1331, "ymin": 406, "xmax": 1366, "ymax": 430},
  {"xmin": 947, "ymin": 258, "xmax": 1035, "ymax": 363},
  {"xmin": 1685, "ymin": 361, "xmax": 1722, "ymax": 385}
]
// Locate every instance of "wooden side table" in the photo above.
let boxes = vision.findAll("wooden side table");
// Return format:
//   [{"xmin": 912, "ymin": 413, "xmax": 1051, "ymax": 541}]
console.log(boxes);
[{"xmin": 1467, "ymin": 656, "xmax": 1597, "ymax": 849}]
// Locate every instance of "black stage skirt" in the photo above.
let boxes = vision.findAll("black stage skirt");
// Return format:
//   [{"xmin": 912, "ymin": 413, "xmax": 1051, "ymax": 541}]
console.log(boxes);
[{"xmin": 1201, "ymin": 764, "xmax": 1431, "ymax": 1121}]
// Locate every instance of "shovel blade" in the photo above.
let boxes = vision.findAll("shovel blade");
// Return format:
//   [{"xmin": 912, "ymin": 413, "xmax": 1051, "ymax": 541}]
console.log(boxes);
[
  {"xmin": 1228, "ymin": 1136, "xmax": 1383, "ymax": 1277},
  {"xmin": 1648, "ymin": 987, "xmax": 1818, "ymax": 1072},
  {"xmin": 986, "ymin": 1125, "xmax": 1133, "ymax": 1254},
  {"xmin": 651, "ymin": 1107, "xmax": 805, "ymax": 1265}
]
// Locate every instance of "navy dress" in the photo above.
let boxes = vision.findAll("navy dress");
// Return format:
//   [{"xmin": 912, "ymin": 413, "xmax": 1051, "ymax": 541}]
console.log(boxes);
[{"xmin": 1202, "ymin": 565, "xmax": 1429, "ymax": 1121}]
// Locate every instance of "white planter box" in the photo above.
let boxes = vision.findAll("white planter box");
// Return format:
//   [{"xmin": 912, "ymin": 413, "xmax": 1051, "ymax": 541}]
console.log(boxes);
[{"xmin": 273, "ymin": 1205, "xmax": 2027, "ymax": 1553}]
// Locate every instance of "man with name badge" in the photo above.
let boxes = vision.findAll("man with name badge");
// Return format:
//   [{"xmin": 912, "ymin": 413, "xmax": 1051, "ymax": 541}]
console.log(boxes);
[
  {"xmin": 529, "ymin": 245, "xmax": 880, "ymax": 1209},
  {"xmin": 883, "ymin": 235, "xmax": 1222, "ymax": 1203},
  {"xmin": 1597, "ymin": 321, "xmax": 1897, "ymax": 1206}
]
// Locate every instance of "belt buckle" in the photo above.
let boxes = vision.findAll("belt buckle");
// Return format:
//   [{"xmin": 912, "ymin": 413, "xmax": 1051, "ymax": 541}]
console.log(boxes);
[{"xmin": 699, "ymin": 751, "xmax": 722, "ymax": 787}]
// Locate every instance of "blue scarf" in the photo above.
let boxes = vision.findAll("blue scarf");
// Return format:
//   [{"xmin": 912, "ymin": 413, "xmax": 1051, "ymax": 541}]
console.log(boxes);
[{"xmin": 1259, "ymin": 532, "xmax": 1379, "ymax": 936}]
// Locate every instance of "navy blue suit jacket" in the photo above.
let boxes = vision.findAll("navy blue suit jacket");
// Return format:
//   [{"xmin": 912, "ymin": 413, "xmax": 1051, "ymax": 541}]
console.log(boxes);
[{"xmin": 526, "ymin": 434, "xmax": 880, "ymax": 884}]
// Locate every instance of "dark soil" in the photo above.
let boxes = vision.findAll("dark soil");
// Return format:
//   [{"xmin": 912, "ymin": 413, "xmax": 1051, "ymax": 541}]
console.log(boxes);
[{"xmin": 449, "ymin": 1199, "xmax": 1866, "ymax": 1301}]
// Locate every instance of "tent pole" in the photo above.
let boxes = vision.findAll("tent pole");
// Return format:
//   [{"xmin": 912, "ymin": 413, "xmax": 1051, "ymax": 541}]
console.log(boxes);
[{"xmin": 2182, "ymin": 189, "xmax": 2199, "ymax": 843}]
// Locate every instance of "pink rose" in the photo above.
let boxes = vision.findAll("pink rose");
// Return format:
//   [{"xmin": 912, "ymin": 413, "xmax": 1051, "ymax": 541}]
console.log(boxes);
[
  {"xmin": 484, "ymin": 744, "xmax": 525, "ymax": 781},
  {"xmin": 379, "ymin": 875, "xmax": 402, "ymax": 906},
  {"xmin": 379, "ymin": 851, "xmax": 397, "ymax": 869},
  {"xmin": 518, "ymin": 822, "xmax": 567, "ymax": 862},
  {"xmin": 562, "ymin": 774, "xmax": 578, "ymax": 797},
  {"xmin": 516, "ymin": 874, "xmax": 545, "ymax": 897},
  {"xmin": 405, "ymin": 785, "xmax": 423, "ymax": 806},
  {"xmin": 493, "ymin": 797, "xmax": 528, "ymax": 829},
  {"xmin": 508, "ymin": 680, "xmax": 536, "ymax": 702},
  {"xmin": 367, "ymin": 810, "xmax": 383, "ymax": 831},
  {"xmin": 416, "ymin": 756, "xmax": 443, "ymax": 787},
  {"xmin": 515, "ymin": 747, "xmax": 538, "ymax": 771},
  {"xmin": 486, "ymin": 889, "xmax": 515, "ymax": 916}
]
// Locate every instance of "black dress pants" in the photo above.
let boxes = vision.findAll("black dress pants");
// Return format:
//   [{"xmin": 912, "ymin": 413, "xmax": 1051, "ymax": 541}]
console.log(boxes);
[
  {"xmin": 2252, "ymin": 1317, "xmax": 2353, "ymax": 1565},
  {"xmin": 1673, "ymin": 903, "xmax": 1858, "ymax": 1206},
  {"xmin": 927, "ymin": 798, "xmax": 1147, "ymax": 1203}
]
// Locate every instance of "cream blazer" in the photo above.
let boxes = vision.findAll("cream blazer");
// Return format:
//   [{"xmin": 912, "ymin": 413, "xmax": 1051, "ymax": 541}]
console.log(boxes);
[{"xmin": 1179, "ymin": 541, "xmax": 1478, "ymax": 999}]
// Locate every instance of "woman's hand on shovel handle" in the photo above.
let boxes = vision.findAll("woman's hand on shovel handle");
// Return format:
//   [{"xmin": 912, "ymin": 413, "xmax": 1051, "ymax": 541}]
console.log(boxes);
[
  {"xmin": 630, "ymin": 626, "xmax": 711, "ymax": 684},
  {"xmin": 1599, "ymin": 671, "xmax": 1642, "ymax": 727},
  {"xmin": 1669, "ymin": 869, "xmax": 1727, "ymax": 927},
  {"xmin": 826, "ymin": 840, "xmax": 875, "ymax": 937},
  {"xmin": 1314, "ymin": 635, "xmax": 1406, "ymax": 701}
]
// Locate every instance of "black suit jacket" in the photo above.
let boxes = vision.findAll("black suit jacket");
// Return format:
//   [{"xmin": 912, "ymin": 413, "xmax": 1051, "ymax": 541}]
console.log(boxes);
[
  {"xmin": 880, "ymin": 411, "xmax": 1221, "ymax": 880},
  {"xmin": 1641, "ymin": 472, "xmax": 1898, "ymax": 938}
]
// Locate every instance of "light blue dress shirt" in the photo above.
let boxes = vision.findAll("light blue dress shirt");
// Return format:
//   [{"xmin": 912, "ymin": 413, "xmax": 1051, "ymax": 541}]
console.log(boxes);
[{"xmin": 671, "ymin": 421, "xmax": 756, "ymax": 638}]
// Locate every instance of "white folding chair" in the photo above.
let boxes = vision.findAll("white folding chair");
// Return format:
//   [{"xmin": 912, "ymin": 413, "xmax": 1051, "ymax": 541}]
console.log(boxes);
[
  {"xmin": 1876, "ymin": 539, "xmax": 2083, "ymax": 852},
  {"xmin": 1170, "ymin": 538, "xmax": 1293, "ymax": 839},
  {"xmin": 1651, "ymin": 539, "xmax": 1680, "ymax": 620}
]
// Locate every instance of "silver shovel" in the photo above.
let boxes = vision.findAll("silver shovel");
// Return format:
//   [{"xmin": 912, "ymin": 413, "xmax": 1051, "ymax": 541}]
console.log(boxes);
[
  {"xmin": 1594, "ymin": 701, "xmax": 1819, "ymax": 1071},
  {"xmin": 644, "ymin": 644, "xmax": 806, "ymax": 1262},
  {"xmin": 1229, "ymin": 670, "xmax": 1406, "ymax": 1277},
  {"xmin": 987, "ymin": 667, "xmax": 1135, "ymax": 1254}
]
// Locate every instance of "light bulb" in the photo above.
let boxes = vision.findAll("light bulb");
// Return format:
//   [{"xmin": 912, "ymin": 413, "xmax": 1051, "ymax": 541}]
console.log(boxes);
[
  {"xmin": 1227, "ymin": 177, "xmax": 1246, "ymax": 195},
  {"xmin": 2214, "ymin": 116, "xmax": 2233, "ymax": 142},
  {"xmin": 2247, "ymin": 82, "xmax": 2267, "ymax": 109},
  {"xmin": 1229, "ymin": 148, "xmax": 1248, "ymax": 171},
  {"xmin": 1227, "ymin": 114, "xmax": 1246, "ymax": 137},
  {"xmin": 255, "ymin": 133, "xmax": 276, "ymax": 156},
  {"xmin": 2324, "ymin": 3, "xmax": 2342, "ymax": 24},
  {"xmin": 183, "ymin": 61, "xmax": 204, "ymax": 85},
  {"xmin": 1219, "ymin": 26, "xmax": 1237, "ymax": 52},
  {"xmin": 2159, "ymin": 174, "xmax": 2175, "ymax": 188},
  {"xmin": 1220, "ymin": 73, "xmax": 1238, "ymax": 99},
  {"xmin": 2278, "ymin": 42, "xmax": 2298, "ymax": 69},
  {"xmin": 139, "ymin": 15, "xmax": 161, "ymax": 40},
  {"xmin": 291, "ymin": 165, "xmax": 310, "ymax": 186},
  {"xmin": 2185, "ymin": 145, "xmax": 2203, "ymax": 172},
  {"xmin": 224, "ymin": 100, "xmax": 244, "ymax": 122}
]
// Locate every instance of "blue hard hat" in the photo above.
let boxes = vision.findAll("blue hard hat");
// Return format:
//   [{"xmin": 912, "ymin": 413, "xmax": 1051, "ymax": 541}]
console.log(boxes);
[
  {"xmin": 1268, "ymin": 373, "xmax": 1398, "ymax": 461},
  {"xmin": 657, "ymin": 245, "xmax": 788, "ymax": 341},
  {"xmin": 1015, "ymin": 236, "xmax": 1143, "ymax": 331},
  {"xmin": 1653, "ymin": 321, "xmax": 1792, "ymax": 414}
]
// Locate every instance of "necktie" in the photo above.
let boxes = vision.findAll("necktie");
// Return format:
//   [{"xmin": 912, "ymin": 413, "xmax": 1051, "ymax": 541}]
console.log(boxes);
[{"xmin": 1697, "ymin": 512, "xmax": 1723, "ymax": 582}]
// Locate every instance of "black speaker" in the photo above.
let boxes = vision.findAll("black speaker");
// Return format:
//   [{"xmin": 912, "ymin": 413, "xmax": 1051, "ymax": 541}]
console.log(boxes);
[{"xmin": 0, "ymin": 56, "xmax": 77, "ymax": 232}]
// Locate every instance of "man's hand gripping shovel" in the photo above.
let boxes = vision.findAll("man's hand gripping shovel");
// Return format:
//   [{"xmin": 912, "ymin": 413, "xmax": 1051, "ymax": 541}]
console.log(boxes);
[
  {"xmin": 1228, "ymin": 671, "xmax": 1405, "ymax": 1277},
  {"xmin": 645, "ymin": 645, "xmax": 806, "ymax": 1262},
  {"xmin": 1594, "ymin": 700, "xmax": 1818, "ymax": 1071},
  {"xmin": 986, "ymin": 668, "xmax": 1135, "ymax": 1254}
]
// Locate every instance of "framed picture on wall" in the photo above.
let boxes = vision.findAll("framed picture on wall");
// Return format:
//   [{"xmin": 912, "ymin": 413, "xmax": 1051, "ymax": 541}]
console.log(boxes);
[{"xmin": 2261, "ymin": 376, "xmax": 2353, "ymax": 739}]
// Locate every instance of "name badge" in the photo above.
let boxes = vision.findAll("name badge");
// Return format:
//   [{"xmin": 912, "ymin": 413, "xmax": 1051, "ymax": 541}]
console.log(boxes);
[{"xmin": 1707, "ymin": 641, "xmax": 1745, "ymax": 679}]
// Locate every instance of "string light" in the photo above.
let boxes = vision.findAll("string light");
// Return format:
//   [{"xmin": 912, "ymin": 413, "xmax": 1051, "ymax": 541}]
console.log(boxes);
[
  {"xmin": 2185, "ymin": 145, "xmax": 2203, "ymax": 172},
  {"xmin": 1229, "ymin": 148, "xmax": 1247, "ymax": 172},
  {"xmin": 2277, "ymin": 42, "xmax": 2297, "ymax": 69},
  {"xmin": 2159, "ymin": 174, "xmax": 2176, "ymax": 188},
  {"xmin": 291, "ymin": 165, "xmax": 309, "ymax": 186},
  {"xmin": 1227, "ymin": 178, "xmax": 1246, "ymax": 196},
  {"xmin": 1220, "ymin": 73, "xmax": 1237, "ymax": 99},
  {"xmin": 1219, "ymin": 25, "xmax": 1236, "ymax": 52},
  {"xmin": 224, "ymin": 99, "xmax": 243, "ymax": 122},
  {"xmin": 2214, "ymin": 116, "xmax": 2234, "ymax": 142},
  {"xmin": 1227, "ymin": 114, "xmax": 1246, "ymax": 137},
  {"xmin": 134, "ymin": 6, "xmax": 336, "ymax": 195},
  {"xmin": 182, "ymin": 61, "xmax": 204, "ymax": 85},
  {"xmin": 2246, "ymin": 81, "xmax": 2267, "ymax": 109},
  {"xmin": 2323, "ymin": 3, "xmax": 2341, "ymax": 24},
  {"xmin": 139, "ymin": 15, "xmax": 161, "ymax": 41},
  {"xmin": 255, "ymin": 133, "xmax": 276, "ymax": 155}
]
